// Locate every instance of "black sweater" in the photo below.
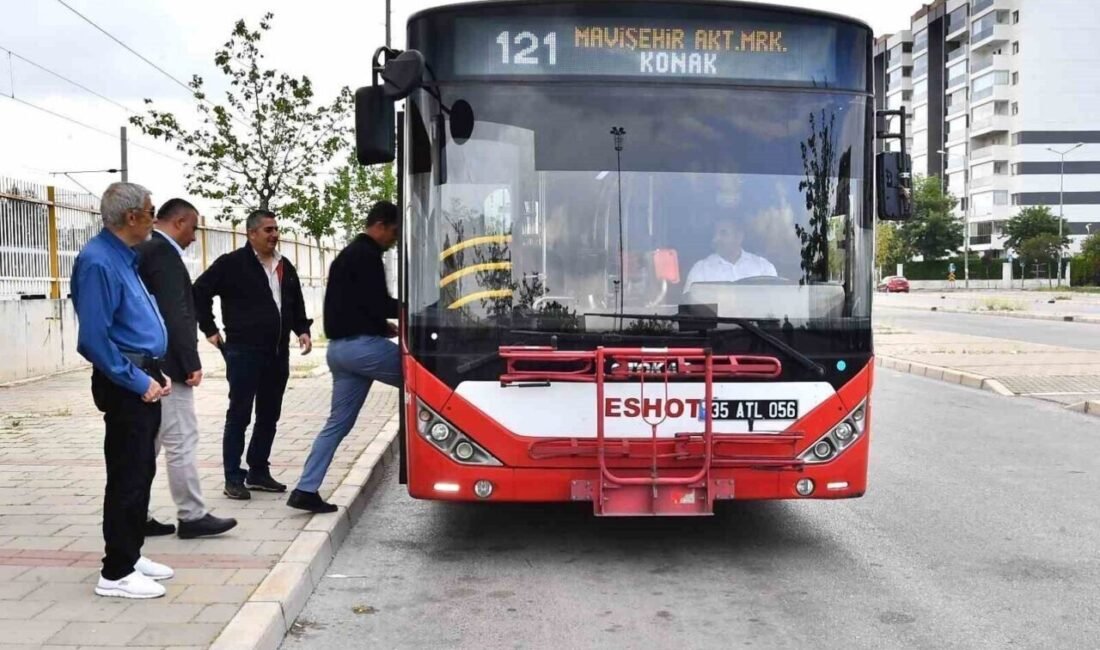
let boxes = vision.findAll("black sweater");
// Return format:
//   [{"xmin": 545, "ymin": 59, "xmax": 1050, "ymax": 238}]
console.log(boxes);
[
  {"xmin": 324, "ymin": 234, "xmax": 398, "ymax": 340},
  {"xmin": 193, "ymin": 243, "xmax": 312, "ymax": 353}
]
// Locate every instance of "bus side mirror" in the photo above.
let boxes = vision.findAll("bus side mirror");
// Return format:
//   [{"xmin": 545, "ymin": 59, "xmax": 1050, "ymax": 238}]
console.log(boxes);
[
  {"xmin": 355, "ymin": 49, "xmax": 427, "ymax": 166},
  {"xmin": 355, "ymin": 86, "xmax": 395, "ymax": 165},
  {"xmin": 876, "ymin": 151, "xmax": 912, "ymax": 221}
]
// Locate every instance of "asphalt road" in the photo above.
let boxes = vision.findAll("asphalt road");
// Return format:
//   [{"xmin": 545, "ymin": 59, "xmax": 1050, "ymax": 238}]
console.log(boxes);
[
  {"xmin": 875, "ymin": 306, "xmax": 1100, "ymax": 350},
  {"xmin": 283, "ymin": 371, "xmax": 1100, "ymax": 650}
]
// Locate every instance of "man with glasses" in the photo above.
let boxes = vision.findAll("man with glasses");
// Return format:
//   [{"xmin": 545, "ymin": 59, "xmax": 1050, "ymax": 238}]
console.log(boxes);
[
  {"xmin": 71, "ymin": 182, "xmax": 175, "ymax": 598},
  {"xmin": 194, "ymin": 210, "xmax": 313, "ymax": 500}
]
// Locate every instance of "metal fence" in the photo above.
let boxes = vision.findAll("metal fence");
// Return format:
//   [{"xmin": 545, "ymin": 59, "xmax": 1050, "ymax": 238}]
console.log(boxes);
[{"xmin": 0, "ymin": 175, "xmax": 339, "ymax": 300}]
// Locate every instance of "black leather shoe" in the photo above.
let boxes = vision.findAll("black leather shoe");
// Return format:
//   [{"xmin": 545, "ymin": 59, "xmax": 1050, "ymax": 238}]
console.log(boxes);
[
  {"xmin": 245, "ymin": 473, "xmax": 287, "ymax": 493},
  {"xmin": 223, "ymin": 482, "xmax": 251, "ymax": 500},
  {"xmin": 144, "ymin": 518, "xmax": 176, "ymax": 536},
  {"xmin": 287, "ymin": 489, "xmax": 338, "ymax": 514},
  {"xmin": 178, "ymin": 514, "xmax": 238, "ymax": 539}
]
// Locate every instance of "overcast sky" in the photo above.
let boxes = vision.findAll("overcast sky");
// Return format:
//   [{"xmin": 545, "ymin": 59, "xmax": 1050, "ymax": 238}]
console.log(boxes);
[{"xmin": 0, "ymin": 0, "xmax": 916, "ymax": 221}]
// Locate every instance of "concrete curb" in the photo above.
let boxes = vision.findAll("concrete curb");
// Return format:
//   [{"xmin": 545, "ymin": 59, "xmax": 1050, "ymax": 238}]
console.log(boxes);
[
  {"xmin": 210, "ymin": 416, "xmax": 400, "ymax": 650},
  {"xmin": 877, "ymin": 356, "xmax": 1100, "ymax": 418},
  {"xmin": 881, "ymin": 303, "xmax": 1100, "ymax": 324},
  {"xmin": 1066, "ymin": 400, "xmax": 1100, "ymax": 417},
  {"xmin": 875, "ymin": 355, "xmax": 1011, "ymax": 396}
]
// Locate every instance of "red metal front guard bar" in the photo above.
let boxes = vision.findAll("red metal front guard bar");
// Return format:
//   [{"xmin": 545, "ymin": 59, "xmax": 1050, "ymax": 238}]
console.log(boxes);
[{"xmin": 498, "ymin": 345, "xmax": 785, "ymax": 514}]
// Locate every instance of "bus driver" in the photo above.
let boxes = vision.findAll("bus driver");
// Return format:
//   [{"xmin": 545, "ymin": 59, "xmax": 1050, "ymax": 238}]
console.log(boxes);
[{"xmin": 683, "ymin": 216, "xmax": 777, "ymax": 292}]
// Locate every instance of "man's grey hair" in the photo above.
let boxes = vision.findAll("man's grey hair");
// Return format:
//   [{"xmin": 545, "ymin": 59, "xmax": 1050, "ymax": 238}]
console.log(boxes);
[
  {"xmin": 246, "ymin": 209, "xmax": 277, "ymax": 232},
  {"xmin": 100, "ymin": 182, "xmax": 152, "ymax": 228}
]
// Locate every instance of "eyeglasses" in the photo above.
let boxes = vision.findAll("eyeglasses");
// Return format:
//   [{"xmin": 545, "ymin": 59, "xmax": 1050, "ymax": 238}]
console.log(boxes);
[{"xmin": 131, "ymin": 205, "xmax": 156, "ymax": 218}]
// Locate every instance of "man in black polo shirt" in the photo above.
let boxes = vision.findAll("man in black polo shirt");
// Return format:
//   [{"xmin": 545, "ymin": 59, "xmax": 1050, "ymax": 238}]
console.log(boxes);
[{"xmin": 287, "ymin": 201, "xmax": 400, "ymax": 513}]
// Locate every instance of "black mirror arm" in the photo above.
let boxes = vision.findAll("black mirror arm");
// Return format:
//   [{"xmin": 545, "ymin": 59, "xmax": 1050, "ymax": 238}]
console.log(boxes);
[{"xmin": 371, "ymin": 47, "xmax": 402, "ymax": 86}]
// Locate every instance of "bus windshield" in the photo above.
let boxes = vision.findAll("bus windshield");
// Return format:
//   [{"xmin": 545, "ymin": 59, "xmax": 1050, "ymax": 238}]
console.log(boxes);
[{"xmin": 406, "ymin": 83, "xmax": 872, "ymax": 337}]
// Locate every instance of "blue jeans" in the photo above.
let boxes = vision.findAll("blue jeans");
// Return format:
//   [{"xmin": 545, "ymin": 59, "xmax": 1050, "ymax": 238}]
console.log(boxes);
[
  {"xmin": 296, "ymin": 335, "xmax": 402, "ymax": 493},
  {"xmin": 222, "ymin": 344, "xmax": 290, "ymax": 484}
]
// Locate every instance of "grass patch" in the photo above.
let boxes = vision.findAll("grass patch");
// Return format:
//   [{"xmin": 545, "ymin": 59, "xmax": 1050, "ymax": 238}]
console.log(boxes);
[
  {"xmin": 974, "ymin": 297, "xmax": 1025, "ymax": 312},
  {"xmin": 1032, "ymin": 286, "xmax": 1100, "ymax": 294}
]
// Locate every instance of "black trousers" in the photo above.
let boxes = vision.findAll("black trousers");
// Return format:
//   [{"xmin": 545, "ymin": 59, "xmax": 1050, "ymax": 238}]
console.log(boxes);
[
  {"xmin": 222, "ymin": 344, "xmax": 290, "ymax": 483},
  {"xmin": 91, "ymin": 369, "xmax": 160, "ymax": 580}
]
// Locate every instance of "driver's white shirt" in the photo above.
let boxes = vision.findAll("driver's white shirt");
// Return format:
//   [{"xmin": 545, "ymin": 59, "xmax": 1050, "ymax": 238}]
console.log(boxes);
[{"xmin": 684, "ymin": 252, "xmax": 777, "ymax": 291}]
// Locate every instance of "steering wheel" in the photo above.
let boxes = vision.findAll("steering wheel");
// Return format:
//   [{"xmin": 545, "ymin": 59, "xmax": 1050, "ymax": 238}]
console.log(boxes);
[{"xmin": 732, "ymin": 275, "xmax": 797, "ymax": 286}]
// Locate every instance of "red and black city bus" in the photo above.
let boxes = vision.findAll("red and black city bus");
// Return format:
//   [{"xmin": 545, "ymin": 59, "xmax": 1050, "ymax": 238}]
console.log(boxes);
[{"xmin": 357, "ymin": 0, "xmax": 910, "ymax": 515}]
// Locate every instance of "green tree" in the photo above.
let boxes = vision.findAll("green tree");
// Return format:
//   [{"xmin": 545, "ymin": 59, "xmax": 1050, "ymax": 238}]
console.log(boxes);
[
  {"xmin": 284, "ymin": 154, "xmax": 396, "ymax": 243},
  {"xmin": 898, "ymin": 176, "xmax": 963, "ymax": 260},
  {"xmin": 875, "ymin": 220, "xmax": 908, "ymax": 270},
  {"xmin": 1074, "ymin": 230, "xmax": 1100, "ymax": 285},
  {"xmin": 129, "ymin": 14, "xmax": 351, "ymax": 224},
  {"xmin": 1002, "ymin": 206, "xmax": 1069, "ymax": 253}
]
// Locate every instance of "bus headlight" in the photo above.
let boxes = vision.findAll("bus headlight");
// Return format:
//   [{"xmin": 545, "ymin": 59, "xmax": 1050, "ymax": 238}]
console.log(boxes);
[
  {"xmin": 798, "ymin": 400, "xmax": 867, "ymax": 465},
  {"xmin": 429, "ymin": 422, "xmax": 451, "ymax": 442},
  {"xmin": 454, "ymin": 441, "xmax": 475, "ymax": 460},
  {"xmin": 416, "ymin": 400, "xmax": 503, "ymax": 467}
]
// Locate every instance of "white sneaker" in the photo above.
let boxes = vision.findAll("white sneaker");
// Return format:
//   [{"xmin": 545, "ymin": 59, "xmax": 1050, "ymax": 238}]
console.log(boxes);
[
  {"xmin": 135, "ymin": 556, "xmax": 174, "ymax": 581},
  {"xmin": 95, "ymin": 571, "xmax": 166, "ymax": 599}
]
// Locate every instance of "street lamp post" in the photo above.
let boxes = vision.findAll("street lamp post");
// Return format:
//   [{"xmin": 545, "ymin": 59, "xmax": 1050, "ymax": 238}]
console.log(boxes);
[
  {"xmin": 1046, "ymin": 143, "xmax": 1083, "ymax": 287},
  {"xmin": 938, "ymin": 149, "xmax": 969, "ymax": 288}
]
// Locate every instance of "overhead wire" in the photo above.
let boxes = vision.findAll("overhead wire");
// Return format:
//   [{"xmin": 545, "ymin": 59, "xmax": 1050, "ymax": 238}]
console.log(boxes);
[
  {"xmin": 0, "ymin": 44, "xmax": 139, "ymax": 115},
  {"xmin": 1, "ymin": 94, "xmax": 188, "ymax": 165},
  {"xmin": 53, "ymin": 0, "xmax": 250, "ymax": 127}
]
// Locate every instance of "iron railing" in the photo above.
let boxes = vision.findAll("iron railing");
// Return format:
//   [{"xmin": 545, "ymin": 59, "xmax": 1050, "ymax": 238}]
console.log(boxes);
[{"xmin": 0, "ymin": 175, "xmax": 340, "ymax": 300}]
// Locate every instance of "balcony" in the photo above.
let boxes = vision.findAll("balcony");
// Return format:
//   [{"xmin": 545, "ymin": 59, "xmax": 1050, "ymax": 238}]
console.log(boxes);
[
  {"xmin": 946, "ymin": 17, "xmax": 969, "ymax": 41},
  {"xmin": 946, "ymin": 101, "xmax": 968, "ymax": 117},
  {"xmin": 972, "ymin": 0, "xmax": 997, "ymax": 19},
  {"xmin": 970, "ymin": 234, "xmax": 993, "ymax": 247},
  {"xmin": 971, "ymin": 55, "xmax": 1009, "ymax": 75},
  {"xmin": 970, "ymin": 144, "xmax": 1012, "ymax": 162},
  {"xmin": 886, "ymin": 52, "xmax": 913, "ymax": 72},
  {"xmin": 947, "ymin": 74, "xmax": 969, "ymax": 92},
  {"xmin": 970, "ymin": 113, "xmax": 1012, "ymax": 137},
  {"xmin": 946, "ymin": 127, "xmax": 969, "ymax": 147},
  {"xmin": 970, "ymin": 174, "xmax": 1009, "ymax": 190},
  {"xmin": 947, "ymin": 48, "xmax": 968, "ymax": 64},
  {"xmin": 970, "ymin": 201, "xmax": 1013, "ymax": 221},
  {"xmin": 971, "ymin": 84, "xmax": 1013, "ymax": 107},
  {"xmin": 886, "ymin": 77, "xmax": 913, "ymax": 94},
  {"xmin": 972, "ymin": 25, "xmax": 1011, "ymax": 51}
]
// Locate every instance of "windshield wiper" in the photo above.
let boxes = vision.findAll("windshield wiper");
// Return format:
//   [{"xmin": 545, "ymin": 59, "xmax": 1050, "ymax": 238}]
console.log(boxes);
[{"xmin": 585, "ymin": 312, "xmax": 826, "ymax": 378}]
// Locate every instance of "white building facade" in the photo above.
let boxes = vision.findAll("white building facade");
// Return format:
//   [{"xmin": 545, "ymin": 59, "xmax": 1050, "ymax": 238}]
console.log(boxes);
[{"xmin": 875, "ymin": 0, "xmax": 1100, "ymax": 256}]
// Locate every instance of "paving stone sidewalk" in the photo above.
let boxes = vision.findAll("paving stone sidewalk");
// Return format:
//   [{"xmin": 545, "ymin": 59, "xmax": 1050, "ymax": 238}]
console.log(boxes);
[
  {"xmin": 0, "ymin": 345, "xmax": 397, "ymax": 649},
  {"xmin": 875, "ymin": 325, "xmax": 1100, "ymax": 409}
]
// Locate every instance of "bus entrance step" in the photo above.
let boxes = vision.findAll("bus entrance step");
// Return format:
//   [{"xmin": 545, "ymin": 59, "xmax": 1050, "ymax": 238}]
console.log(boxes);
[{"xmin": 572, "ymin": 480, "xmax": 734, "ymax": 517}]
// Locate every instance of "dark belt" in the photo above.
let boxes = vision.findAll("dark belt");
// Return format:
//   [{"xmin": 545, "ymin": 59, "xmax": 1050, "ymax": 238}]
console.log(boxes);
[{"xmin": 121, "ymin": 351, "xmax": 161, "ymax": 374}]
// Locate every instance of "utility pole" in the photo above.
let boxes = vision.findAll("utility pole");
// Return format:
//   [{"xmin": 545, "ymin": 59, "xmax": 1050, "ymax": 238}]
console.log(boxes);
[
  {"xmin": 119, "ymin": 126, "xmax": 129, "ymax": 182},
  {"xmin": 1046, "ymin": 143, "xmax": 1083, "ymax": 287},
  {"xmin": 385, "ymin": 0, "xmax": 391, "ymax": 48}
]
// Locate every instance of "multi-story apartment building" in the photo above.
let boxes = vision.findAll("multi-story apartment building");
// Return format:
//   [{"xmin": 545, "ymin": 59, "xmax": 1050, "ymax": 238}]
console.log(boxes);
[{"xmin": 874, "ymin": 0, "xmax": 1100, "ymax": 256}]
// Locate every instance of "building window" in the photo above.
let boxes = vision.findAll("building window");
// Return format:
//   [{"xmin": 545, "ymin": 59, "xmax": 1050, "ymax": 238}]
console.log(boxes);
[
  {"xmin": 1011, "ymin": 102, "xmax": 1019, "ymax": 115},
  {"xmin": 1013, "ymin": 10, "xmax": 1020, "ymax": 24},
  {"xmin": 1012, "ymin": 41, "xmax": 1020, "ymax": 54},
  {"xmin": 1012, "ymin": 71, "xmax": 1019, "ymax": 85}
]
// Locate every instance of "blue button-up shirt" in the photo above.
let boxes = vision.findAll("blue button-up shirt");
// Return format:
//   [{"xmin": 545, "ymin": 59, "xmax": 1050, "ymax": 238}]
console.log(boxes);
[{"xmin": 71, "ymin": 228, "xmax": 168, "ymax": 395}]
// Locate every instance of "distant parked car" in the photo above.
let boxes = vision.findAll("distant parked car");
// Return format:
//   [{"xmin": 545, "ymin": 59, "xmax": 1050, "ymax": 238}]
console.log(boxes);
[{"xmin": 877, "ymin": 276, "xmax": 910, "ymax": 293}]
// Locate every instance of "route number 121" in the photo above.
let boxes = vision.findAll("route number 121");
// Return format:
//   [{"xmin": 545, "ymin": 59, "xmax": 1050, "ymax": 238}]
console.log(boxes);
[{"xmin": 496, "ymin": 31, "xmax": 558, "ymax": 65}]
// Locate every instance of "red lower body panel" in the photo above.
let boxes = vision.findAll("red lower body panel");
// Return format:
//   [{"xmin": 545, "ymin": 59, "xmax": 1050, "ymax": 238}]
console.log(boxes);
[{"xmin": 406, "ymin": 424, "xmax": 869, "ymax": 503}]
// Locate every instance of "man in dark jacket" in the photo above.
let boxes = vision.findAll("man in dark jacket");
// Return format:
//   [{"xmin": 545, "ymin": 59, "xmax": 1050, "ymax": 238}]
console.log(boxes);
[
  {"xmin": 193, "ymin": 209, "xmax": 313, "ymax": 500},
  {"xmin": 136, "ymin": 199, "xmax": 237, "ymax": 538},
  {"xmin": 288, "ymin": 201, "xmax": 401, "ymax": 513}
]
